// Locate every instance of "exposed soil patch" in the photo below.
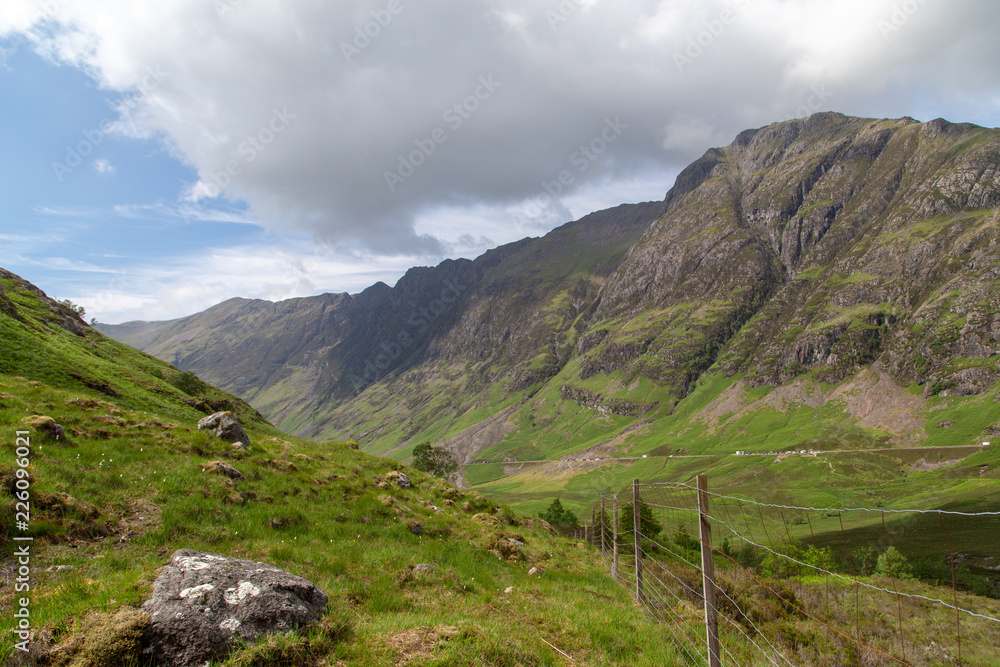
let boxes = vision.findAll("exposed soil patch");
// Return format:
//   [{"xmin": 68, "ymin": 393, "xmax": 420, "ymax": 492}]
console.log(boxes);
[
  {"xmin": 696, "ymin": 367, "xmax": 927, "ymax": 442},
  {"xmin": 830, "ymin": 367, "xmax": 926, "ymax": 436},
  {"xmin": 436, "ymin": 405, "xmax": 520, "ymax": 466}
]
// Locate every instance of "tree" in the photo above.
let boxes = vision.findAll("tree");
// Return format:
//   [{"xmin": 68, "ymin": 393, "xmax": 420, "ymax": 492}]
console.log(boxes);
[
  {"xmin": 617, "ymin": 501, "xmax": 661, "ymax": 541},
  {"xmin": 411, "ymin": 442, "xmax": 458, "ymax": 478},
  {"xmin": 539, "ymin": 498, "xmax": 579, "ymax": 526},
  {"xmin": 617, "ymin": 501, "xmax": 662, "ymax": 555}
]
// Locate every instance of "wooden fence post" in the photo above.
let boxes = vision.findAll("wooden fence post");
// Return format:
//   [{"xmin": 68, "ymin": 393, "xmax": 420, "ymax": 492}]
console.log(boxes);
[
  {"xmin": 633, "ymin": 479, "xmax": 644, "ymax": 606},
  {"xmin": 612, "ymin": 494, "xmax": 619, "ymax": 581},
  {"xmin": 600, "ymin": 493, "xmax": 606, "ymax": 560},
  {"xmin": 697, "ymin": 474, "xmax": 721, "ymax": 667},
  {"xmin": 592, "ymin": 506, "xmax": 597, "ymax": 547}
]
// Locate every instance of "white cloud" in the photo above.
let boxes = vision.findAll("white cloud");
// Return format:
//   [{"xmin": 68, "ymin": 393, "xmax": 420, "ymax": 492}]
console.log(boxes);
[
  {"xmin": 3, "ymin": 0, "xmax": 999, "ymax": 263},
  {"xmin": 92, "ymin": 158, "xmax": 115, "ymax": 175},
  {"xmin": 73, "ymin": 241, "xmax": 428, "ymax": 324}
]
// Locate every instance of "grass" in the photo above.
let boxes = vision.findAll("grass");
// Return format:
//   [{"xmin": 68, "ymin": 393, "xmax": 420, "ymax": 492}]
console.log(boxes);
[
  {"xmin": 0, "ymin": 273, "xmax": 684, "ymax": 666},
  {"xmin": 0, "ymin": 371, "xmax": 687, "ymax": 666}
]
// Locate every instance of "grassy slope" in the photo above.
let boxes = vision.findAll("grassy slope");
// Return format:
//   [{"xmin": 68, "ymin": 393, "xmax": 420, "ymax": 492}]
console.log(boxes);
[{"xmin": 0, "ymin": 273, "xmax": 679, "ymax": 666}]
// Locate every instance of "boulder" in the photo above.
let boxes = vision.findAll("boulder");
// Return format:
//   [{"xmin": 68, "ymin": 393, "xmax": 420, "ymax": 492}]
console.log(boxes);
[
  {"xmin": 197, "ymin": 412, "xmax": 250, "ymax": 449},
  {"xmin": 141, "ymin": 549, "xmax": 327, "ymax": 667}
]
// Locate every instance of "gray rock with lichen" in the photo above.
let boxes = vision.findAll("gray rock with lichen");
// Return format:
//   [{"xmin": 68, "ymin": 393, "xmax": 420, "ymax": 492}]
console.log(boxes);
[
  {"xmin": 141, "ymin": 549, "xmax": 327, "ymax": 667},
  {"xmin": 197, "ymin": 411, "xmax": 250, "ymax": 448}
]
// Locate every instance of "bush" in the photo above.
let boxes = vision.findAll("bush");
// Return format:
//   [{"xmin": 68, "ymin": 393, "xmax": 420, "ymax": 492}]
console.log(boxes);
[
  {"xmin": 875, "ymin": 546, "xmax": 913, "ymax": 580},
  {"xmin": 673, "ymin": 523, "xmax": 700, "ymax": 553},
  {"xmin": 167, "ymin": 370, "xmax": 207, "ymax": 396}
]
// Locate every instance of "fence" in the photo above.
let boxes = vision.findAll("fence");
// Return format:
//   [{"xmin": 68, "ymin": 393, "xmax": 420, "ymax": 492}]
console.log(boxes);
[{"xmin": 582, "ymin": 477, "xmax": 1000, "ymax": 666}]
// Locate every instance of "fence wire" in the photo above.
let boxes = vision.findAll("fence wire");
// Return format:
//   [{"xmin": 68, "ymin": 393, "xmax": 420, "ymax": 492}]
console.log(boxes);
[{"xmin": 587, "ymin": 479, "xmax": 1000, "ymax": 666}]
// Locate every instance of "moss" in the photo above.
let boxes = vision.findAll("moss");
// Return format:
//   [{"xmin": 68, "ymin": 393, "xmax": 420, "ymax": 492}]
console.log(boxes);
[{"xmin": 62, "ymin": 607, "xmax": 150, "ymax": 667}]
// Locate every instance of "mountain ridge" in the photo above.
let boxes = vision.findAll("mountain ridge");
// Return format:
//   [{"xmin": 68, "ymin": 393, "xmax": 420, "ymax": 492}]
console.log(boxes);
[{"xmin": 98, "ymin": 112, "xmax": 1000, "ymax": 482}]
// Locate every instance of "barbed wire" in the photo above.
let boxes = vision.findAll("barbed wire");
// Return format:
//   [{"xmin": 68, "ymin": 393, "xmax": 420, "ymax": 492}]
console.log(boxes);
[
  {"xmin": 708, "ymin": 511, "xmax": 1000, "ymax": 625},
  {"xmin": 590, "ymin": 477, "xmax": 1000, "ymax": 666},
  {"xmin": 657, "ymin": 482, "xmax": 1000, "ymax": 517}
]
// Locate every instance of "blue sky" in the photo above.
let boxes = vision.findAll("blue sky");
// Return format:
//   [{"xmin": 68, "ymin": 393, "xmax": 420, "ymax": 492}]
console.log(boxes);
[
  {"xmin": 1, "ymin": 1, "xmax": 999, "ymax": 323},
  {"xmin": 0, "ymin": 44, "xmax": 427, "ymax": 322}
]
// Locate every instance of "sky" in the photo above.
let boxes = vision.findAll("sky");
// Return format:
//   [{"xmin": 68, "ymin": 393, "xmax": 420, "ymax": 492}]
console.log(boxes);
[{"xmin": 1, "ymin": 0, "xmax": 999, "ymax": 324}]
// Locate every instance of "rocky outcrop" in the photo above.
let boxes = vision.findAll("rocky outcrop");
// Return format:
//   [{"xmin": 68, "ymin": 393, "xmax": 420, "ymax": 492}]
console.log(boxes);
[
  {"xmin": 197, "ymin": 411, "xmax": 251, "ymax": 448},
  {"xmin": 141, "ymin": 549, "xmax": 327, "ymax": 667},
  {"xmin": 559, "ymin": 385, "xmax": 657, "ymax": 417}
]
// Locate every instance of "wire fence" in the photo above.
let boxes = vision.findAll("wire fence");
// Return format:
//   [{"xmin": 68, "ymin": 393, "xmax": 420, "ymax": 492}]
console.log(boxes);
[{"xmin": 581, "ymin": 477, "xmax": 1000, "ymax": 666}]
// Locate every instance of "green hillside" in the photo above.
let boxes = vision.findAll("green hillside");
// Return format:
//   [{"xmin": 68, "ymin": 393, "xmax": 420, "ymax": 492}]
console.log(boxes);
[{"xmin": 0, "ymin": 269, "xmax": 679, "ymax": 666}]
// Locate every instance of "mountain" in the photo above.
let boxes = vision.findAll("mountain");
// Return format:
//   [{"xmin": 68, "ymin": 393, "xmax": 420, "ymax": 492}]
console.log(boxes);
[
  {"xmin": 0, "ymin": 268, "xmax": 681, "ymax": 665},
  {"xmin": 99, "ymin": 113, "xmax": 1000, "ymax": 483}
]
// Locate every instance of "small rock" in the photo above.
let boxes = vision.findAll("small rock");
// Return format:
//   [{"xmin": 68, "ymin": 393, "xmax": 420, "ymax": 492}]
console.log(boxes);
[
  {"xmin": 413, "ymin": 564, "xmax": 436, "ymax": 574},
  {"xmin": 378, "ymin": 495, "xmax": 395, "ymax": 506},
  {"xmin": 46, "ymin": 565, "xmax": 74, "ymax": 573},
  {"xmin": 231, "ymin": 442, "xmax": 247, "ymax": 451},
  {"xmin": 204, "ymin": 461, "xmax": 244, "ymax": 482},
  {"xmin": 358, "ymin": 515, "xmax": 372, "ymax": 524},
  {"xmin": 528, "ymin": 567, "xmax": 545, "ymax": 576},
  {"xmin": 394, "ymin": 472, "xmax": 412, "ymax": 489},
  {"xmin": 504, "ymin": 586, "xmax": 514, "ymax": 594},
  {"xmin": 407, "ymin": 520, "xmax": 423, "ymax": 535}
]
